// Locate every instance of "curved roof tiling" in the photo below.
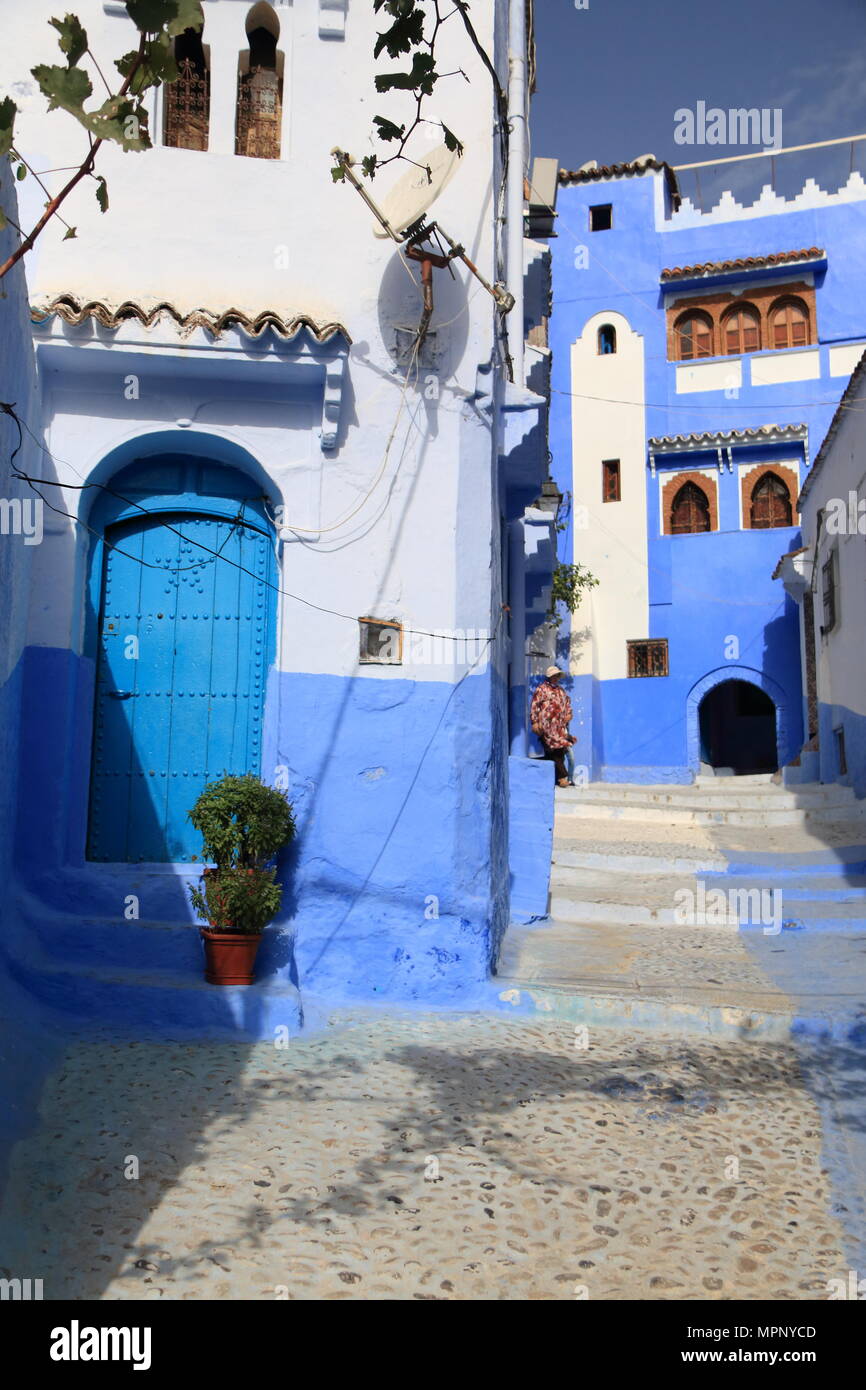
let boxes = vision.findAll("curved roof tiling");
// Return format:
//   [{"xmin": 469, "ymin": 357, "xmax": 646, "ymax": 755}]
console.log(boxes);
[{"xmin": 31, "ymin": 294, "xmax": 352, "ymax": 344}]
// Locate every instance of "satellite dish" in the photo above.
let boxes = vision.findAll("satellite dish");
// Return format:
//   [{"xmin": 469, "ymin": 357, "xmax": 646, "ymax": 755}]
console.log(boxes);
[
  {"xmin": 372, "ymin": 143, "xmax": 462, "ymax": 238},
  {"xmin": 576, "ymin": 160, "xmax": 598, "ymax": 174}
]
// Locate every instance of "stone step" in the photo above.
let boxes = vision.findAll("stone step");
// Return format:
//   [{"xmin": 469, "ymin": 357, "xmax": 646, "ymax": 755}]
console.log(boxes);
[
  {"xmin": 549, "ymin": 870, "xmax": 866, "ymax": 930},
  {"xmin": 6, "ymin": 901, "xmax": 300, "ymax": 1039},
  {"xmin": 18, "ymin": 898, "xmax": 291, "ymax": 975},
  {"xmin": 556, "ymin": 795, "xmax": 861, "ymax": 811},
  {"xmin": 41, "ymin": 917, "xmax": 204, "ymax": 971},
  {"xmin": 552, "ymin": 842, "xmax": 724, "ymax": 875},
  {"xmin": 496, "ymin": 921, "xmax": 866, "ymax": 1042},
  {"xmin": 550, "ymin": 864, "xmax": 866, "ymax": 904},
  {"xmin": 24, "ymin": 866, "xmax": 201, "ymax": 924},
  {"xmin": 554, "ymin": 799, "xmax": 866, "ymax": 828},
  {"xmin": 553, "ymin": 823, "xmax": 866, "ymax": 869},
  {"xmin": 694, "ymin": 772, "xmax": 778, "ymax": 786},
  {"xmin": 6, "ymin": 947, "xmax": 302, "ymax": 1039},
  {"xmin": 556, "ymin": 783, "xmax": 859, "ymax": 812},
  {"xmin": 496, "ymin": 921, "xmax": 792, "ymax": 1039}
]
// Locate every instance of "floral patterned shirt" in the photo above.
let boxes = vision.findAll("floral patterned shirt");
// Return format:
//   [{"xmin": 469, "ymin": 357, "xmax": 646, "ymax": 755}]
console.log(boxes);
[{"xmin": 531, "ymin": 680, "xmax": 572, "ymax": 749}]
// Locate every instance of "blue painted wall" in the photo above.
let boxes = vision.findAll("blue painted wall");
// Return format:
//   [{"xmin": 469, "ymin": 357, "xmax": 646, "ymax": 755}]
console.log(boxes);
[
  {"xmin": 9, "ymin": 646, "xmax": 501, "ymax": 1010},
  {"xmin": 547, "ymin": 169, "xmax": 866, "ymax": 780}
]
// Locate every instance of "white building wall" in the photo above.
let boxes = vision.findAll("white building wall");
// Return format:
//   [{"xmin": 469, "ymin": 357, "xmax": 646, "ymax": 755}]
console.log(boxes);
[
  {"xmin": 569, "ymin": 309, "xmax": 648, "ymax": 680},
  {"xmin": 800, "ymin": 379, "xmax": 866, "ymax": 742},
  {"xmin": 1, "ymin": 0, "xmax": 507, "ymax": 685}
]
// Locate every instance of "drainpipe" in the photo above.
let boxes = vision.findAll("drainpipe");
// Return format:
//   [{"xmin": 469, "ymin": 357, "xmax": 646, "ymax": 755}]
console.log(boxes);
[{"xmin": 506, "ymin": 0, "xmax": 527, "ymax": 387}]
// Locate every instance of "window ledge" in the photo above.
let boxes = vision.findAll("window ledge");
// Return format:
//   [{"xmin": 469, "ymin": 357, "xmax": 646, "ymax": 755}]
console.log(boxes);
[{"xmin": 670, "ymin": 343, "xmax": 818, "ymax": 366}]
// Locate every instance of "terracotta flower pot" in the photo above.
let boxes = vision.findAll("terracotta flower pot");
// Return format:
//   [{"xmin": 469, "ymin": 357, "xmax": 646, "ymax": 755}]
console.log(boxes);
[{"xmin": 200, "ymin": 927, "xmax": 263, "ymax": 986}]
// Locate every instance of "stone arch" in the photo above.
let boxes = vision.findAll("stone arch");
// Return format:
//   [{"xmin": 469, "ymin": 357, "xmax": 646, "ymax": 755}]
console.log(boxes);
[{"xmin": 686, "ymin": 665, "xmax": 791, "ymax": 774}]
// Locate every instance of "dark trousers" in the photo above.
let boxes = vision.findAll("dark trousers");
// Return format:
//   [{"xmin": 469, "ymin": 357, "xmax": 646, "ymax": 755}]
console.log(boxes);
[{"xmin": 541, "ymin": 741, "xmax": 568, "ymax": 783}]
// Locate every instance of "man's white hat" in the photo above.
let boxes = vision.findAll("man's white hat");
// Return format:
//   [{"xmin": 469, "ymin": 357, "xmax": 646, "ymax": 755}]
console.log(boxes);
[{"xmin": 545, "ymin": 665, "xmax": 565, "ymax": 678}]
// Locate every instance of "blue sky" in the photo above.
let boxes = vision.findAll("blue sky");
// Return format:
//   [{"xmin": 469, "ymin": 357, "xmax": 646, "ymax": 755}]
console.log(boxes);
[{"xmin": 531, "ymin": 0, "xmax": 866, "ymax": 203}]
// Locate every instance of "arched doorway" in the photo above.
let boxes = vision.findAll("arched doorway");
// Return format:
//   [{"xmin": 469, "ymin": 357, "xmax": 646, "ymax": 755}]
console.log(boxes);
[
  {"xmin": 85, "ymin": 456, "xmax": 276, "ymax": 863},
  {"xmin": 698, "ymin": 679, "xmax": 778, "ymax": 774}
]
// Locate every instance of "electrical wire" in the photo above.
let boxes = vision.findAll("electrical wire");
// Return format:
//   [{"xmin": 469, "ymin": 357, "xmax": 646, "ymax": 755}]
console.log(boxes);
[
  {"xmin": 1, "ymin": 402, "xmax": 505, "ymax": 649},
  {"xmin": 275, "ymin": 335, "xmax": 422, "ymax": 535}
]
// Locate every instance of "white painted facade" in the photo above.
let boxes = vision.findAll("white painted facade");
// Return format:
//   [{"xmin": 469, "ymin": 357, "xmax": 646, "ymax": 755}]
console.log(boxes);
[
  {"xmin": 1, "ymin": 0, "xmax": 518, "ymax": 686},
  {"xmin": 785, "ymin": 350, "xmax": 866, "ymax": 790},
  {"xmin": 568, "ymin": 309, "xmax": 647, "ymax": 682}
]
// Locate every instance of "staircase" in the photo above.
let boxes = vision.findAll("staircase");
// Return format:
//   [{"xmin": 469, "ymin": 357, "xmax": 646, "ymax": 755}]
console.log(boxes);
[
  {"xmin": 5, "ymin": 873, "xmax": 302, "ymax": 1040},
  {"xmin": 497, "ymin": 778, "xmax": 866, "ymax": 1040},
  {"xmin": 553, "ymin": 775, "xmax": 866, "ymax": 827}
]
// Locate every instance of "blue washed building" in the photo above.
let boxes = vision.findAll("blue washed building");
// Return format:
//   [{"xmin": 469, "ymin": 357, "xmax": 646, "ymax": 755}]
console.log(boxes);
[
  {"xmin": 545, "ymin": 151, "xmax": 866, "ymax": 784},
  {"xmin": 0, "ymin": 0, "xmax": 554, "ymax": 1035}
]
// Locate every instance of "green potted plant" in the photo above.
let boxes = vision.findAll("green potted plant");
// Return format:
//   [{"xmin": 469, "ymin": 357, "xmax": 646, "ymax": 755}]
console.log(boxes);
[{"xmin": 187, "ymin": 773, "xmax": 296, "ymax": 986}]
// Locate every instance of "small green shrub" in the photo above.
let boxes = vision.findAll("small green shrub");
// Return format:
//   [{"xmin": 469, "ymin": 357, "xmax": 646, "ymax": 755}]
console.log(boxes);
[
  {"xmin": 190, "ymin": 867, "xmax": 282, "ymax": 935},
  {"xmin": 188, "ymin": 773, "xmax": 296, "ymax": 870},
  {"xmin": 187, "ymin": 774, "xmax": 296, "ymax": 934}
]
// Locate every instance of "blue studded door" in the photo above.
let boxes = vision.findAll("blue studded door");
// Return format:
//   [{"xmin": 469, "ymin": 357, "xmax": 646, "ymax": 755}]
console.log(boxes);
[{"xmin": 88, "ymin": 511, "xmax": 275, "ymax": 862}]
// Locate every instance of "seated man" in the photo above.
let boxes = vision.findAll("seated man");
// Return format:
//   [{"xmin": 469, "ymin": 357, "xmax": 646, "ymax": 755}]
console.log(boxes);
[{"xmin": 530, "ymin": 665, "xmax": 576, "ymax": 788}]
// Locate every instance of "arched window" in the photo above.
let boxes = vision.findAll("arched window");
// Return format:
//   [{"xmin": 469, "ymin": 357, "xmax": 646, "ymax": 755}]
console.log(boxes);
[
  {"xmin": 164, "ymin": 26, "xmax": 210, "ymax": 150},
  {"xmin": 236, "ymin": 3, "xmax": 283, "ymax": 159},
  {"xmin": 671, "ymin": 481, "xmax": 711, "ymax": 534},
  {"xmin": 750, "ymin": 472, "xmax": 793, "ymax": 528},
  {"xmin": 675, "ymin": 310, "xmax": 713, "ymax": 361},
  {"xmin": 722, "ymin": 303, "xmax": 760, "ymax": 355},
  {"xmin": 769, "ymin": 296, "xmax": 810, "ymax": 350},
  {"xmin": 597, "ymin": 324, "xmax": 616, "ymax": 355}
]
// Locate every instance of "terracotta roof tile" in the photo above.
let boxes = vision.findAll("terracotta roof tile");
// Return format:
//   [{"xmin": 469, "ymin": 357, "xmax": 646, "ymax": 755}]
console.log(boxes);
[
  {"xmin": 661, "ymin": 248, "xmax": 824, "ymax": 282},
  {"xmin": 31, "ymin": 294, "xmax": 351, "ymax": 343},
  {"xmin": 558, "ymin": 157, "xmax": 681, "ymax": 209},
  {"xmin": 649, "ymin": 423, "xmax": 809, "ymax": 451},
  {"xmin": 772, "ymin": 545, "xmax": 809, "ymax": 580},
  {"xmin": 559, "ymin": 157, "xmax": 670, "ymax": 184}
]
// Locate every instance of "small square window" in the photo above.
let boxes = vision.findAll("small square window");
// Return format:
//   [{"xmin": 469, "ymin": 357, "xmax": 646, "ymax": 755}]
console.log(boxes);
[
  {"xmin": 627, "ymin": 638, "xmax": 668, "ymax": 678},
  {"xmin": 602, "ymin": 459, "xmax": 621, "ymax": 502},
  {"xmin": 589, "ymin": 203, "xmax": 612, "ymax": 231},
  {"xmin": 359, "ymin": 617, "xmax": 403, "ymax": 664}
]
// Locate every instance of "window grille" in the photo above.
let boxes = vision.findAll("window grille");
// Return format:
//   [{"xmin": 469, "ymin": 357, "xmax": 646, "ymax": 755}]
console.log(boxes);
[
  {"xmin": 602, "ymin": 459, "xmax": 621, "ymax": 502},
  {"xmin": 750, "ymin": 472, "xmax": 792, "ymax": 529},
  {"xmin": 164, "ymin": 56, "xmax": 210, "ymax": 151},
  {"xmin": 822, "ymin": 555, "xmax": 837, "ymax": 633},
  {"xmin": 627, "ymin": 639, "xmax": 669, "ymax": 678},
  {"xmin": 670, "ymin": 481, "xmax": 710, "ymax": 534},
  {"xmin": 236, "ymin": 65, "xmax": 283, "ymax": 159}
]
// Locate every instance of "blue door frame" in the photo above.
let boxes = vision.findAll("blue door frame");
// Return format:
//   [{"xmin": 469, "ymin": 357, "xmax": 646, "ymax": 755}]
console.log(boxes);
[{"xmin": 86, "ymin": 457, "xmax": 277, "ymax": 863}]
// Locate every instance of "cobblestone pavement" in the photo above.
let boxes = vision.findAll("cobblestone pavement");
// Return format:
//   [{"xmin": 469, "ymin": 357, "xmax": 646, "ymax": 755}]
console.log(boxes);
[{"xmin": 0, "ymin": 1011, "xmax": 857, "ymax": 1300}]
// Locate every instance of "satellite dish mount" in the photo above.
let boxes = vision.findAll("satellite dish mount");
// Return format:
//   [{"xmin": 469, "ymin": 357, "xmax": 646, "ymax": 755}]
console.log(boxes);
[{"xmin": 332, "ymin": 147, "xmax": 515, "ymax": 346}]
